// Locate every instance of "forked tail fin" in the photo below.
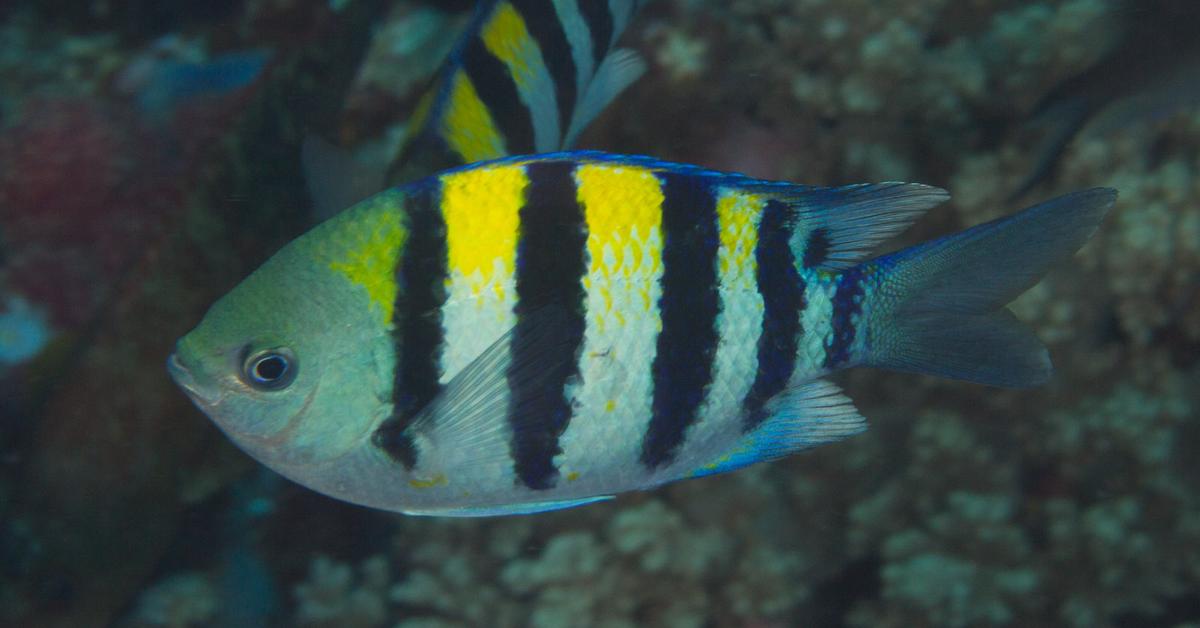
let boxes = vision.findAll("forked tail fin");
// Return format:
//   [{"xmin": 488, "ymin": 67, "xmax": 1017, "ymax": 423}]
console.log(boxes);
[{"xmin": 863, "ymin": 188, "xmax": 1117, "ymax": 387}]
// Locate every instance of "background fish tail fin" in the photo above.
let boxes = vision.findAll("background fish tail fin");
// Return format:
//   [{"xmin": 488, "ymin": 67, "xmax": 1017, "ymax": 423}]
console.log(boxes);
[
  {"xmin": 864, "ymin": 188, "xmax": 1116, "ymax": 387},
  {"xmin": 1008, "ymin": 96, "xmax": 1095, "ymax": 202}
]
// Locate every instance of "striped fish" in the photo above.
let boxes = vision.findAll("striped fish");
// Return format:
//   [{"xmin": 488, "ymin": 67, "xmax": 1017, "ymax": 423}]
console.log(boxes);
[
  {"xmin": 168, "ymin": 152, "xmax": 1115, "ymax": 516},
  {"xmin": 385, "ymin": 0, "xmax": 645, "ymax": 184}
]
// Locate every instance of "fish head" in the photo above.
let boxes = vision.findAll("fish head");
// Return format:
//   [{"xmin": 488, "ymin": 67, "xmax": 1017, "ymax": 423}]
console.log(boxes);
[{"xmin": 169, "ymin": 192, "xmax": 406, "ymax": 475}]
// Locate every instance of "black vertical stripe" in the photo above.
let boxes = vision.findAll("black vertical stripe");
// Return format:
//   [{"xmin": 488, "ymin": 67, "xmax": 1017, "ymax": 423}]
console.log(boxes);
[
  {"xmin": 742, "ymin": 199, "xmax": 805, "ymax": 432},
  {"xmin": 510, "ymin": 0, "xmax": 578, "ymax": 141},
  {"xmin": 802, "ymin": 227, "xmax": 831, "ymax": 269},
  {"xmin": 641, "ymin": 173, "xmax": 721, "ymax": 469},
  {"xmin": 825, "ymin": 267, "xmax": 865, "ymax": 369},
  {"xmin": 459, "ymin": 32, "xmax": 535, "ymax": 154},
  {"xmin": 509, "ymin": 161, "xmax": 588, "ymax": 490},
  {"xmin": 577, "ymin": 0, "xmax": 614, "ymax": 69},
  {"xmin": 372, "ymin": 182, "xmax": 448, "ymax": 469}
]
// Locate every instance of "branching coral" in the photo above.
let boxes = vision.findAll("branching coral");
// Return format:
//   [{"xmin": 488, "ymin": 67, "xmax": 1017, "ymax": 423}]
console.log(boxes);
[
  {"xmin": 294, "ymin": 554, "xmax": 391, "ymax": 628},
  {"xmin": 1026, "ymin": 376, "xmax": 1200, "ymax": 626},
  {"xmin": 129, "ymin": 573, "xmax": 219, "ymax": 628},
  {"xmin": 844, "ymin": 371, "xmax": 1198, "ymax": 628},
  {"xmin": 615, "ymin": 0, "xmax": 1120, "ymax": 184},
  {"xmin": 384, "ymin": 488, "xmax": 816, "ymax": 628}
]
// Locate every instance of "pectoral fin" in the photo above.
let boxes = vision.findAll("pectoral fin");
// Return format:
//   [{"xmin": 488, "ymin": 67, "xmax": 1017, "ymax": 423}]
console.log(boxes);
[{"xmin": 403, "ymin": 305, "xmax": 581, "ymax": 470}]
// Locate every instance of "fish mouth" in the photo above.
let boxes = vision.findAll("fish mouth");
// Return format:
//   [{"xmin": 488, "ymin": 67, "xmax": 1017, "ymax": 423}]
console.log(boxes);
[{"xmin": 167, "ymin": 352, "xmax": 222, "ymax": 407}]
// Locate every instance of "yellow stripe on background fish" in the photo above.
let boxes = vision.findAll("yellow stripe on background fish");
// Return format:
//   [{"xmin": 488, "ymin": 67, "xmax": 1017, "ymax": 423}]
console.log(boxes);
[
  {"xmin": 386, "ymin": 1, "xmax": 647, "ymax": 184},
  {"xmin": 406, "ymin": 89, "xmax": 437, "ymax": 142},
  {"xmin": 481, "ymin": 5, "xmax": 561, "ymax": 151},
  {"xmin": 481, "ymin": 6, "xmax": 537, "ymax": 85},
  {"xmin": 442, "ymin": 73, "xmax": 507, "ymax": 163}
]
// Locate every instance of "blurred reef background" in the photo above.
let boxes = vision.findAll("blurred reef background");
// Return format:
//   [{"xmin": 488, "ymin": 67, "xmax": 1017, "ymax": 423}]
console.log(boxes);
[{"xmin": 1, "ymin": 0, "xmax": 1198, "ymax": 626}]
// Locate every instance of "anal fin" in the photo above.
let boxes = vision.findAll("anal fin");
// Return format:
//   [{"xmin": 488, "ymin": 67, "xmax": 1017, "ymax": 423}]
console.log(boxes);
[{"xmin": 693, "ymin": 380, "xmax": 867, "ymax": 477}]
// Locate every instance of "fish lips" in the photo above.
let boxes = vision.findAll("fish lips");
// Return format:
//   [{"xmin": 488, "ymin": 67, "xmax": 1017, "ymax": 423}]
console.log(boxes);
[{"xmin": 167, "ymin": 351, "xmax": 223, "ymax": 408}]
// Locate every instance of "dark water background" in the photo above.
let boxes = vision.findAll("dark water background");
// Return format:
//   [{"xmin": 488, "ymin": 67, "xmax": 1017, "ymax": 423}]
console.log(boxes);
[{"xmin": 1, "ymin": 1, "xmax": 1198, "ymax": 626}]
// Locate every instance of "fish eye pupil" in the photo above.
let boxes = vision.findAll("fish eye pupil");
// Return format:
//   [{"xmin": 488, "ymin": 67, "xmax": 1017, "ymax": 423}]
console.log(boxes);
[
  {"xmin": 254, "ymin": 355, "xmax": 287, "ymax": 382},
  {"xmin": 242, "ymin": 348, "xmax": 296, "ymax": 390}
]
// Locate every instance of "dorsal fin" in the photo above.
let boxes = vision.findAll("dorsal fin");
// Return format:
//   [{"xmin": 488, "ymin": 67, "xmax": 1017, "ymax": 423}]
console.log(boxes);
[{"xmin": 749, "ymin": 182, "xmax": 950, "ymax": 271}]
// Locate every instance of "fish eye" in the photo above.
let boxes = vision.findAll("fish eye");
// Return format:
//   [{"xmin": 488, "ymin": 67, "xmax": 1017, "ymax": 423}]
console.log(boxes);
[{"xmin": 241, "ymin": 348, "xmax": 297, "ymax": 391}]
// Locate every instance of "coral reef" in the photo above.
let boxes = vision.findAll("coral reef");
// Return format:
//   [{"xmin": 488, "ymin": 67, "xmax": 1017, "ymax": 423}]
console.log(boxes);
[
  {"xmin": 0, "ymin": 1, "xmax": 390, "ymax": 625},
  {"xmin": 0, "ymin": 96, "xmax": 164, "ymax": 329},
  {"xmin": 128, "ymin": 573, "xmax": 220, "ymax": 628},
  {"xmin": 294, "ymin": 555, "xmax": 391, "ymax": 627},
  {"xmin": 3, "ymin": 0, "xmax": 1199, "ymax": 627},
  {"xmin": 0, "ymin": 9, "xmax": 123, "ymax": 114},
  {"xmin": 846, "ymin": 370, "xmax": 1199, "ymax": 627},
  {"xmin": 284, "ymin": 487, "xmax": 816, "ymax": 628}
]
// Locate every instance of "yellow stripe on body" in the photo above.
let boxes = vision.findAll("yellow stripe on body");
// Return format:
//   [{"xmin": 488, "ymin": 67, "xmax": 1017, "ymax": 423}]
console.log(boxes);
[
  {"xmin": 679, "ymin": 188, "xmax": 768, "ymax": 471},
  {"xmin": 480, "ymin": 3, "xmax": 561, "ymax": 151},
  {"xmin": 555, "ymin": 163, "xmax": 665, "ymax": 482},
  {"xmin": 579, "ymin": 164, "xmax": 664, "ymax": 324},
  {"xmin": 442, "ymin": 72, "xmax": 507, "ymax": 164},
  {"xmin": 717, "ymin": 190, "xmax": 764, "ymax": 278},
  {"xmin": 437, "ymin": 164, "xmax": 529, "ymax": 380},
  {"xmin": 325, "ymin": 192, "xmax": 409, "ymax": 323}
]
